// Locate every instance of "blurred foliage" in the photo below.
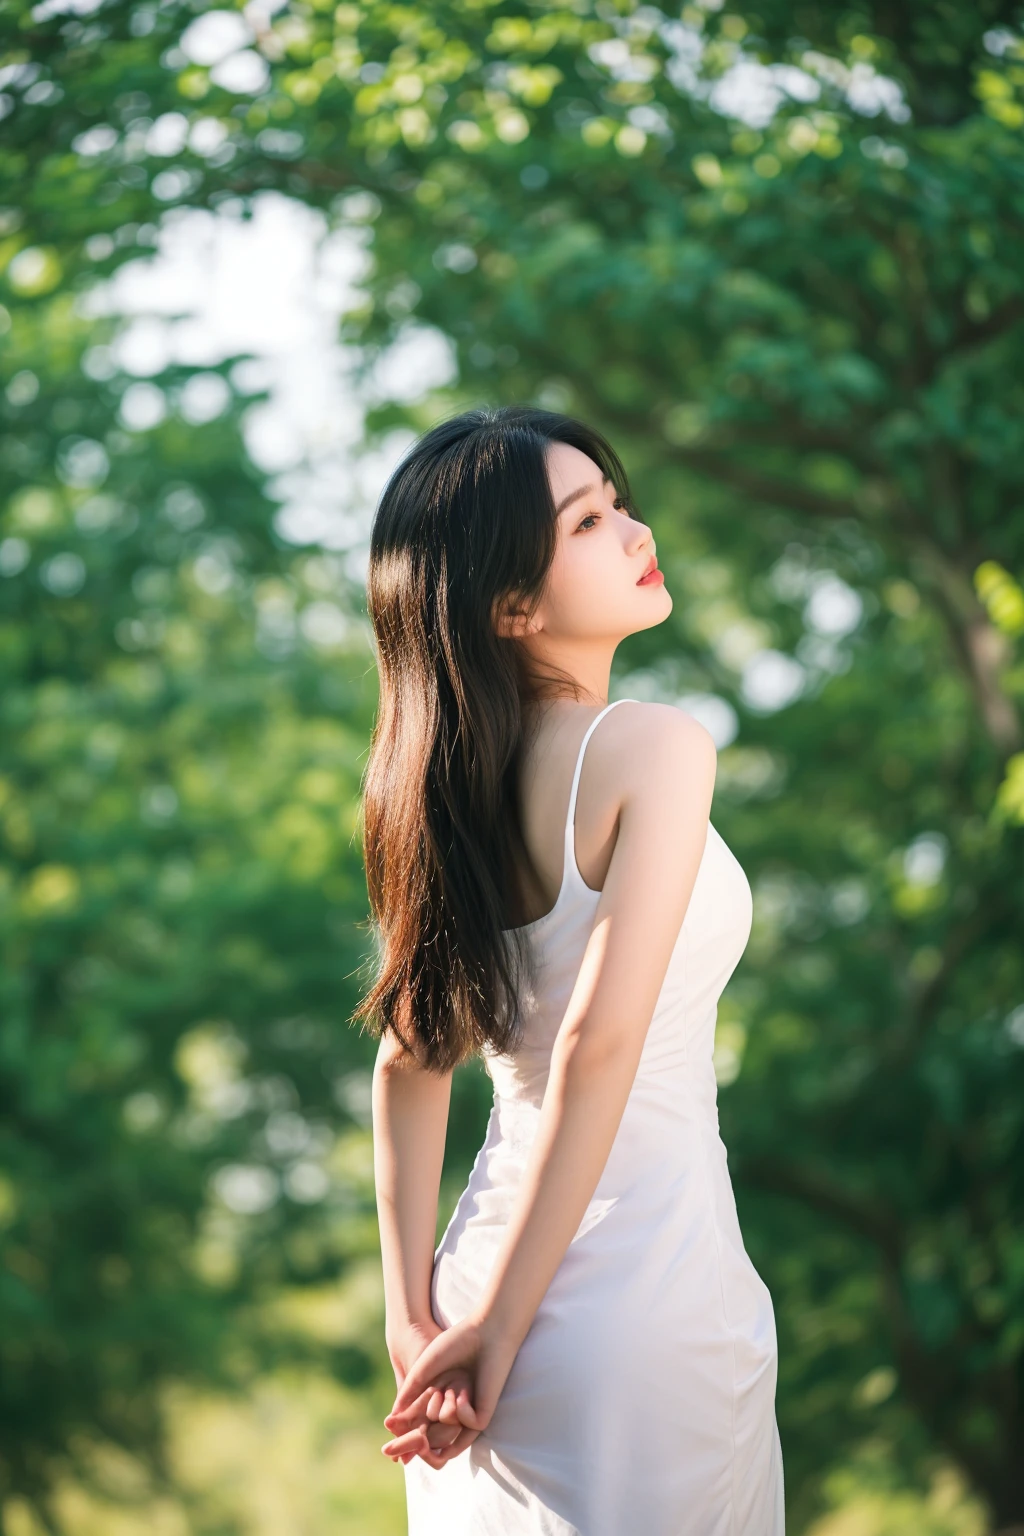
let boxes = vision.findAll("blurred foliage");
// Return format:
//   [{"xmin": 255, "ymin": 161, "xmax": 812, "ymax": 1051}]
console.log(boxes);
[
  {"xmin": 0, "ymin": 83, "xmax": 388, "ymax": 1535},
  {"xmin": 2, "ymin": 0, "xmax": 1024, "ymax": 1530}
]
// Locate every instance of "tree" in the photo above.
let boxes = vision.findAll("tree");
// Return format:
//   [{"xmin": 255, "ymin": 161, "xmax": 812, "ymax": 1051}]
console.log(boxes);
[
  {"xmin": 0, "ymin": 46, "xmax": 384, "ymax": 1532},
  {"xmin": 3, "ymin": 0, "xmax": 1023, "ymax": 1525}
]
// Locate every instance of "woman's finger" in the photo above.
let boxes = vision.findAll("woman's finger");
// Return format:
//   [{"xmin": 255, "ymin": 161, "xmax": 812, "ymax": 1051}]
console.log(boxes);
[
  {"xmin": 386, "ymin": 1374, "xmax": 461, "ymax": 1430},
  {"xmin": 383, "ymin": 1409, "xmax": 462, "ymax": 1460},
  {"xmin": 416, "ymin": 1440, "xmax": 464, "ymax": 1469},
  {"xmin": 425, "ymin": 1417, "xmax": 461, "ymax": 1448},
  {"xmin": 390, "ymin": 1332, "xmax": 471, "ymax": 1413},
  {"xmin": 417, "ymin": 1424, "xmax": 479, "ymax": 1468},
  {"xmin": 385, "ymin": 1410, "xmax": 480, "ymax": 1470},
  {"xmin": 453, "ymin": 1381, "xmax": 487, "ymax": 1431},
  {"xmin": 425, "ymin": 1387, "xmax": 444, "ymax": 1421},
  {"xmin": 387, "ymin": 1364, "xmax": 472, "ymax": 1427},
  {"xmin": 384, "ymin": 1400, "xmax": 433, "ymax": 1433},
  {"xmin": 382, "ymin": 1425, "xmax": 430, "ymax": 1459},
  {"xmin": 388, "ymin": 1381, "xmax": 481, "ymax": 1435},
  {"xmin": 392, "ymin": 1367, "xmax": 449, "ymax": 1413},
  {"xmin": 384, "ymin": 1382, "xmax": 438, "ymax": 1432}
]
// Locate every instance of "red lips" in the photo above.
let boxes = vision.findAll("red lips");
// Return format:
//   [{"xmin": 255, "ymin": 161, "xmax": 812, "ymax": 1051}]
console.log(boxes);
[{"xmin": 637, "ymin": 553, "xmax": 659, "ymax": 583}]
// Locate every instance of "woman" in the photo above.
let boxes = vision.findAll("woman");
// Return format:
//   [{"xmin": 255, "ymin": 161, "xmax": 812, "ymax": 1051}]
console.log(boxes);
[{"xmin": 357, "ymin": 404, "xmax": 784, "ymax": 1534}]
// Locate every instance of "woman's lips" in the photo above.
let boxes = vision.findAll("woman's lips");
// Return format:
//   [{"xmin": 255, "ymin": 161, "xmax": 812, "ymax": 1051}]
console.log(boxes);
[{"xmin": 637, "ymin": 559, "xmax": 664, "ymax": 586}]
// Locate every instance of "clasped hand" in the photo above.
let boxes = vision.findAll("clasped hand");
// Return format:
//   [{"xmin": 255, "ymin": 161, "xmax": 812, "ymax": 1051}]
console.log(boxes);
[{"xmin": 382, "ymin": 1313, "xmax": 516, "ymax": 1470}]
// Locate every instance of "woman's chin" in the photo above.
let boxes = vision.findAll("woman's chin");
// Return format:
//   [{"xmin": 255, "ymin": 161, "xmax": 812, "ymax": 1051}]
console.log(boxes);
[{"xmin": 634, "ymin": 586, "xmax": 672, "ymax": 629}]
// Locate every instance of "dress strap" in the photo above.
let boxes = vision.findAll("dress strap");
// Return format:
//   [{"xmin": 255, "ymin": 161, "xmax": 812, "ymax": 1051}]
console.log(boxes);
[{"xmin": 563, "ymin": 698, "xmax": 637, "ymax": 865}]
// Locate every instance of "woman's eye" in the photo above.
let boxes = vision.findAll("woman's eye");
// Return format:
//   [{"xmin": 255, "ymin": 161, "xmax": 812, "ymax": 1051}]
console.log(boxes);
[{"xmin": 578, "ymin": 499, "xmax": 633, "ymax": 530}]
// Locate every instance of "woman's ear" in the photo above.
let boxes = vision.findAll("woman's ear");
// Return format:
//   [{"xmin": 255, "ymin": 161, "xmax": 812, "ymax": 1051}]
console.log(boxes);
[{"xmin": 492, "ymin": 592, "xmax": 542, "ymax": 641}]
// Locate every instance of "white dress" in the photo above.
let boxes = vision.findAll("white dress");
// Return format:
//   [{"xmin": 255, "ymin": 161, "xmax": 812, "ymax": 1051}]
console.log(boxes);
[{"xmin": 404, "ymin": 698, "xmax": 785, "ymax": 1535}]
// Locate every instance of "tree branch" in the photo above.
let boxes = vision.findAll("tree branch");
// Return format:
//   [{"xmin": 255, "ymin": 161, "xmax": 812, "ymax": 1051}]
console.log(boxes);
[
  {"xmin": 669, "ymin": 448, "xmax": 864, "ymax": 524},
  {"xmin": 895, "ymin": 902, "xmax": 995, "ymax": 1060},
  {"xmin": 738, "ymin": 1155, "xmax": 904, "ymax": 1260},
  {"xmin": 913, "ymin": 542, "xmax": 1023, "ymax": 757},
  {"xmin": 946, "ymin": 296, "xmax": 1024, "ymax": 364}
]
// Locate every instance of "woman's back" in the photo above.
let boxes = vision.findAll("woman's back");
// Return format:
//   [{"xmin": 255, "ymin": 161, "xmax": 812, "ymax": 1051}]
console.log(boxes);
[
  {"xmin": 507, "ymin": 698, "xmax": 637, "ymax": 929},
  {"xmin": 404, "ymin": 699, "xmax": 785, "ymax": 1534}
]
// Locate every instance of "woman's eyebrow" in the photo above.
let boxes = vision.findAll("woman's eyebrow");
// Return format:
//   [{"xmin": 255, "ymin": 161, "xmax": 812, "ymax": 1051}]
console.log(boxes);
[{"xmin": 555, "ymin": 474, "xmax": 610, "ymax": 516}]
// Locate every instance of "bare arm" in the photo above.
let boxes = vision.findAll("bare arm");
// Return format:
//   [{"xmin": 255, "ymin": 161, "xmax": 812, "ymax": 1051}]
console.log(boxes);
[
  {"xmin": 372, "ymin": 1030, "xmax": 452, "ymax": 1339},
  {"xmin": 384, "ymin": 704, "xmax": 718, "ymax": 1454},
  {"xmin": 475, "ymin": 705, "xmax": 717, "ymax": 1351},
  {"xmin": 375, "ymin": 1026, "xmax": 481, "ymax": 1469}
]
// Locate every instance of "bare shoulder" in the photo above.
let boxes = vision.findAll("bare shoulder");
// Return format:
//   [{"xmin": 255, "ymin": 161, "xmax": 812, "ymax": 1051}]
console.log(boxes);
[
  {"xmin": 590, "ymin": 700, "xmax": 717, "ymax": 798},
  {"xmin": 562, "ymin": 705, "xmax": 719, "ymax": 1053}
]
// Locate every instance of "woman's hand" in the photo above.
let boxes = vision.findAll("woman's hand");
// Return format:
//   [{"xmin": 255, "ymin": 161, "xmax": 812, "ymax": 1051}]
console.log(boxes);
[
  {"xmin": 386, "ymin": 1314, "xmax": 443, "ymax": 1389},
  {"xmin": 384, "ymin": 1317, "xmax": 468, "ymax": 1468},
  {"xmin": 381, "ymin": 1312, "xmax": 520, "ymax": 1469}
]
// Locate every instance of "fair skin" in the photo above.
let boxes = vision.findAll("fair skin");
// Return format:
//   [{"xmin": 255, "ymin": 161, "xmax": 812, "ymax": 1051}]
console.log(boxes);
[{"xmin": 373, "ymin": 439, "xmax": 717, "ymax": 1467}]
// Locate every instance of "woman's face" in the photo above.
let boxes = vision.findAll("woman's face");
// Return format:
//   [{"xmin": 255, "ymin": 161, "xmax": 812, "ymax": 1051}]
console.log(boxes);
[{"xmin": 521, "ymin": 440, "xmax": 672, "ymax": 647}]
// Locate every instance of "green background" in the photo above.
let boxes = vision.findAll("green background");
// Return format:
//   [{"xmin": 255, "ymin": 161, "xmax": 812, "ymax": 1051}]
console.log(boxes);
[{"xmin": 1, "ymin": 0, "xmax": 1023, "ymax": 1530}]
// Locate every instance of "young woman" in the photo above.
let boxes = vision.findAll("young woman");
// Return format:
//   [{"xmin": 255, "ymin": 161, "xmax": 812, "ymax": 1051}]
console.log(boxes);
[{"xmin": 357, "ymin": 405, "xmax": 784, "ymax": 1534}]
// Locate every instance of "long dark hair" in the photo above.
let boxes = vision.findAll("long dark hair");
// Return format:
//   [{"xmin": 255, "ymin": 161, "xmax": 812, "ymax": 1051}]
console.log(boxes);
[{"xmin": 352, "ymin": 404, "xmax": 637, "ymax": 1074}]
